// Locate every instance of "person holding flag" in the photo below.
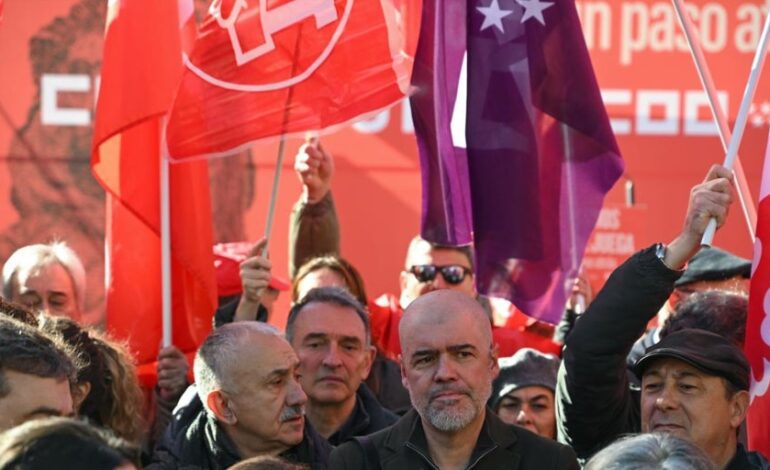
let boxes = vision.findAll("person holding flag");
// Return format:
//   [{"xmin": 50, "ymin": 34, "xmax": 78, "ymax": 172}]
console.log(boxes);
[{"xmin": 556, "ymin": 164, "xmax": 770, "ymax": 469}]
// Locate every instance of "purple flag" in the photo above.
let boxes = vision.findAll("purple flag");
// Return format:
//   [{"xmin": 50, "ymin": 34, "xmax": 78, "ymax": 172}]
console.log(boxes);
[
  {"xmin": 410, "ymin": 0, "xmax": 624, "ymax": 323},
  {"xmin": 410, "ymin": 1, "xmax": 473, "ymax": 244}
]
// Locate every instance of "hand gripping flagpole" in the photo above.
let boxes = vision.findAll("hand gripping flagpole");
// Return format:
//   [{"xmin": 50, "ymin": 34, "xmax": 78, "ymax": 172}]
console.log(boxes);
[
  {"xmin": 697, "ymin": 6, "xmax": 770, "ymax": 246},
  {"xmin": 672, "ymin": 0, "xmax": 757, "ymax": 245}
]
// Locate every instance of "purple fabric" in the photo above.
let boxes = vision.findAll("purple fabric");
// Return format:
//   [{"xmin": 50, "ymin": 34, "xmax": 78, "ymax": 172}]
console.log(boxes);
[
  {"xmin": 410, "ymin": 0, "xmax": 624, "ymax": 323},
  {"xmin": 410, "ymin": 0, "xmax": 473, "ymax": 244}
]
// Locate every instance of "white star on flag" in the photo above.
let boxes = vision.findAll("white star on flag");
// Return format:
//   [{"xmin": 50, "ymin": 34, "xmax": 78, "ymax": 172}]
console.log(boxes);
[
  {"xmin": 477, "ymin": 0, "xmax": 515, "ymax": 33},
  {"xmin": 516, "ymin": 0, "xmax": 554, "ymax": 25}
]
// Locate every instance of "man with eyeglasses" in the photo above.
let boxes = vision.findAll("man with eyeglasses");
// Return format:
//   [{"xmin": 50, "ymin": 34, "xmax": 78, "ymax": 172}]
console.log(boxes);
[{"xmin": 290, "ymin": 139, "xmax": 561, "ymax": 362}]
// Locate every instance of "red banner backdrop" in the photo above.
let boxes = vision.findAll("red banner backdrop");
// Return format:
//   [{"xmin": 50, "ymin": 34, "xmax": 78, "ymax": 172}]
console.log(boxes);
[{"xmin": 0, "ymin": 0, "xmax": 766, "ymax": 334}]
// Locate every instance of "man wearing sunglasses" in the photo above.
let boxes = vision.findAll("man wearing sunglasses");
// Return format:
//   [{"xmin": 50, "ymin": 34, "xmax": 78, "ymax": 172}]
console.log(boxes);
[{"xmin": 290, "ymin": 139, "xmax": 561, "ymax": 363}]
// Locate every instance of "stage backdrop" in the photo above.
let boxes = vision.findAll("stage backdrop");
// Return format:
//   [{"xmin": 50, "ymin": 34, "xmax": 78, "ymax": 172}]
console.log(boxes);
[{"xmin": 0, "ymin": 0, "xmax": 767, "ymax": 332}]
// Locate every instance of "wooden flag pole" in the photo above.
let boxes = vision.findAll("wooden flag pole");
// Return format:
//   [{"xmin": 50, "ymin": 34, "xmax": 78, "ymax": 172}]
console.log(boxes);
[
  {"xmin": 261, "ymin": 135, "xmax": 286, "ymax": 256},
  {"xmin": 672, "ymin": 0, "xmax": 758, "ymax": 245},
  {"xmin": 261, "ymin": 25, "xmax": 304, "ymax": 257}
]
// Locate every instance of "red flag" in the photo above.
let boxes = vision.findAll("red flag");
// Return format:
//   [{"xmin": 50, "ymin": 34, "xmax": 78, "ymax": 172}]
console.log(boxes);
[
  {"xmin": 746, "ymin": 129, "xmax": 770, "ymax": 458},
  {"xmin": 166, "ymin": 0, "xmax": 412, "ymax": 160},
  {"xmin": 91, "ymin": 0, "xmax": 217, "ymax": 372}
]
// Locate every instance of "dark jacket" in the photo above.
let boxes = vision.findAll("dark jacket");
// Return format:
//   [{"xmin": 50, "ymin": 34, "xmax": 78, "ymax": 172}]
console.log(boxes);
[
  {"xmin": 555, "ymin": 246, "xmax": 770, "ymax": 469},
  {"xmin": 212, "ymin": 296, "xmax": 268, "ymax": 328},
  {"xmin": 330, "ymin": 408, "xmax": 578, "ymax": 469},
  {"xmin": 327, "ymin": 384, "xmax": 399, "ymax": 446},
  {"xmin": 148, "ymin": 387, "xmax": 331, "ymax": 470},
  {"xmin": 556, "ymin": 245, "xmax": 679, "ymax": 460},
  {"xmin": 727, "ymin": 445, "xmax": 770, "ymax": 470}
]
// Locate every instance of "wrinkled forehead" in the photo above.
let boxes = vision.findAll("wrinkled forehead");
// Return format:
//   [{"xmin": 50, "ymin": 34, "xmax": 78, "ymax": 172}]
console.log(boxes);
[
  {"xmin": 236, "ymin": 334, "xmax": 299, "ymax": 377},
  {"xmin": 14, "ymin": 262, "xmax": 73, "ymax": 291},
  {"xmin": 641, "ymin": 356, "xmax": 711, "ymax": 381},
  {"xmin": 401, "ymin": 309, "xmax": 489, "ymax": 355}
]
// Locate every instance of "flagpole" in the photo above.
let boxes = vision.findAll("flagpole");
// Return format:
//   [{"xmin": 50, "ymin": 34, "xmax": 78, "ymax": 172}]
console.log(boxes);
[
  {"xmin": 160, "ymin": 119, "xmax": 173, "ymax": 348},
  {"xmin": 561, "ymin": 122, "xmax": 580, "ymax": 279},
  {"xmin": 262, "ymin": 135, "xmax": 286, "ymax": 255},
  {"xmin": 671, "ymin": 0, "xmax": 757, "ymax": 245},
  {"xmin": 261, "ymin": 26, "xmax": 303, "ymax": 256},
  {"xmin": 700, "ymin": 8, "xmax": 770, "ymax": 246}
]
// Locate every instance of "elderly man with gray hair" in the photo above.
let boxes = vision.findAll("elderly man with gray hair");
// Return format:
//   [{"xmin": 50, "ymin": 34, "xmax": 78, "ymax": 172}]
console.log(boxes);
[
  {"xmin": 148, "ymin": 322, "xmax": 331, "ymax": 469},
  {"xmin": 2, "ymin": 241, "xmax": 86, "ymax": 322}
]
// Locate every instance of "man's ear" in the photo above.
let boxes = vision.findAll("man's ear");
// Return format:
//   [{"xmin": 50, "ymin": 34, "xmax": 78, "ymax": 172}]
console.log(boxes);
[
  {"xmin": 729, "ymin": 390, "xmax": 750, "ymax": 430},
  {"xmin": 399, "ymin": 270, "xmax": 410, "ymax": 295},
  {"xmin": 361, "ymin": 345, "xmax": 377, "ymax": 380},
  {"xmin": 400, "ymin": 355, "xmax": 411, "ymax": 391},
  {"xmin": 207, "ymin": 390, "xmax": 237, "ymax": 425},
  {"xmin": 490, "ymin": 343, "xmax": 500, "ymax": 380}
]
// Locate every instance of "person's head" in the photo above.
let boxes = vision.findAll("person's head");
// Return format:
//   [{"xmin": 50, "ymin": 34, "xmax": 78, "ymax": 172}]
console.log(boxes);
[
  {"xmin": 229, "ymin": 455, "xmax": 308, "ymax": 470},
  {"xmin": 661, "ymin": 290, "xmax": 747, "ymax": 347},
  {"xmin": 37, "ymin": 315, "xmax": 107, "ymax": 416},
  {"xmin": 634, "ymin": 329, "xmax": 750, "ymax": 466},
  {"xmin": 668, "ymin": 247, "xmax": 750, "ymax": 312},
  {"xmin": 194, "ymin": 322, "xmax": 307, "ymax": 455},
  {"xmin": 292, "ymin": 256, "xmax": 368, "ymax": 306},
  {"xmin": 0, "ymin": 298, "xmax": 37, "ymax": 326},
  {"xmin": 286, "ymin": 287, "xmax": 375, "ymax": 412},
  {"xmin": 2, "ymin": 242, "xmax": 86, "ymax": 321},
  {"xmin": 584, "ymin": 433, "xmax": 716, "ymax": 470},
  {"xmin": 399, "ymin": 290, "xmax": 498, "ymax": 434},
  {"xmin": 400, "ymin": 236, "xmax": 476, "ymax": 308},
  {"xmin": 0, "ymin": 417, "xmax": 140, "ymax": 470},
  {"xmin": 489, "ymin": 348, "xmax": 559, "ymax": 439},
  {"xmin": 88, "ymin": 333, "xmax": 145, "ymax": 443},
  {"xmin": 0, "ymin": 316, "xmax": 76, "ymax": 432}
]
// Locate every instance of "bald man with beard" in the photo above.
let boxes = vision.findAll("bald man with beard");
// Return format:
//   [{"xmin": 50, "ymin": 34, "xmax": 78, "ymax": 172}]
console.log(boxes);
[{"xmin": 330, "ymin": 290, "xmax": 578, "ymax": 470}]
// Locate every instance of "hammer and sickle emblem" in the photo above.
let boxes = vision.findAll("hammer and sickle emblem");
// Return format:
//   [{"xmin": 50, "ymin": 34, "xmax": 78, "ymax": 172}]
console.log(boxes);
[{"xmin": 209, "ymin": 0, "xmax": 339, "ymax": 66}]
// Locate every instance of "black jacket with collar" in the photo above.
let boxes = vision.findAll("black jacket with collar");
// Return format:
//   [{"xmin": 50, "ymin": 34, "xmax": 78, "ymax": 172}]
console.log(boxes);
[
  {"xmin": 327, "ymin": 384, "xmax": 399, "ymax": 446},
  {"xmin": 329, "ymin": 408, "xmax": 578, "ymax": 469},
  {"xmin": 147, "ymin": 387, "xmax": 331, "ymax": 469}
]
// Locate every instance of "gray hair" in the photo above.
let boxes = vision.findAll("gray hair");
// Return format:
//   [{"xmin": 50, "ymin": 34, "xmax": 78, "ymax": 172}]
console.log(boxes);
[
  {"xmin": 194, "ymin": 322, "xmax": 281, "ymax": 413},
  {"xmin": 285, "ymin": 286, "xmax": 370, "ymax": 346},
  {"xmin": 585, "ymin": 433, "xmax": 716, "ymax": 470},
  {"xmin": 2, "ymin": 242, "xmax": 86, "ymax": 312}
]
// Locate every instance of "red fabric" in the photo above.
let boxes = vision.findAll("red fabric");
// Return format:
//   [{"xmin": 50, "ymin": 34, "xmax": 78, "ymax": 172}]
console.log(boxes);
[
  {"xmin": 745, "ymin": 129, "xmax": 770, "ymax": 457},
  {"xmin": 92, "ymin": 0, "xmax": 217, "ymax": 366},
  {"xmin": 369, "ymin": 293, "xmax": 562, "ymax": 361},
  {"xmin": 166, "ymin": 0, "xmax": 412, "ymax": 159}
]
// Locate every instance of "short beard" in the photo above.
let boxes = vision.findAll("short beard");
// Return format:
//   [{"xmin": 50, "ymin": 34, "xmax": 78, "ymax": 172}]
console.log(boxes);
[{"xmin": 412, "ymin": 381, "xmax": 491, "ymax": 432}]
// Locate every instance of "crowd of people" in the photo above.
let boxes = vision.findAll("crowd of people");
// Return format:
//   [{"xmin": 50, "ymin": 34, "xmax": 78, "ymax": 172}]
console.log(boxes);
[{"xmin": 0, "ymin": 139, "xmax": 766, "ymax": 469}]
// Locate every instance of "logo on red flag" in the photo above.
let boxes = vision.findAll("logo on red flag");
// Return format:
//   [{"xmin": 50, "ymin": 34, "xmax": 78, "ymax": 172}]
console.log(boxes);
[
  {"xmin": 198, "ymin": 0, "xmax": 348, "ymax": 85},
  {"xmin": 167, "ymin": 0, "xmax": 411, "ymax": 159}
]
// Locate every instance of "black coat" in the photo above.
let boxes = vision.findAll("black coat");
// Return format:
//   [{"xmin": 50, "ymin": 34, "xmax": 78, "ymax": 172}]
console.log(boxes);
[
  {"xmin": 329, "ymin": 408, "xmax": 578, "ymax": 469},
  {"xmin": 555, "ymin": 245, "xmax": 770, "ymax": 469},
  {"xmin": 327, "ymin": 384, "xmax": 399, "ymax": 446},
  {"xmin": 556, "ymin": 245, "xmax": 678, "ymax": 461},
  {"xmin": 147, "ymin": 387, "xmax": 331, "ymax": 470}
]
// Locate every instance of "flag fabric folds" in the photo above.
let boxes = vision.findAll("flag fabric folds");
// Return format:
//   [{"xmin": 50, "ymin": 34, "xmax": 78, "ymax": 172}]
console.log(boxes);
[
  {"xmin": 410, "ymin": 0, "xmax": 624, "ymax": 323},
  {"xmin": 166, "ymin": 0, "xmax": 412, "ymax": 160},
  {"xmin": 745, "ymin": 129, "xmax": 770, "ymax": 457},
  {"xmin": 92, "ymin": 0, "xmax": 217, "ymax": 370}
]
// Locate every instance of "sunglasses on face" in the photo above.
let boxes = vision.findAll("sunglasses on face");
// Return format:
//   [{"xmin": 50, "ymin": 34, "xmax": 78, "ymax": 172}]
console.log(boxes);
[{"xmin": 408, "ymin": 264, "xmax": 472, "ymax": 285}]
